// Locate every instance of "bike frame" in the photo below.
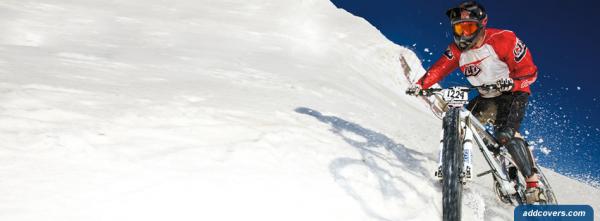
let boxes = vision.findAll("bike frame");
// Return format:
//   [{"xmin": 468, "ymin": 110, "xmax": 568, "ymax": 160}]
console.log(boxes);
[{"xmin": 460, "ymin": 108, "xmax": 527, "ymax": 203}]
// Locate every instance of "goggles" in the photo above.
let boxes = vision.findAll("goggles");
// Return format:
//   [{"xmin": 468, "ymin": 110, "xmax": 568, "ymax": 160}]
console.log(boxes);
[{"xmin": 453, "ymin": 21, "xmax": 479, "ymax": 36}]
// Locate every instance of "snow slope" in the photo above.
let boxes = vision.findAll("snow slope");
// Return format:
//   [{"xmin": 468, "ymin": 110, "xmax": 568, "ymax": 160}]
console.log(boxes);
[{"xmin": 0, "ymin": 0, "xmax": 598, "ymax": 220}]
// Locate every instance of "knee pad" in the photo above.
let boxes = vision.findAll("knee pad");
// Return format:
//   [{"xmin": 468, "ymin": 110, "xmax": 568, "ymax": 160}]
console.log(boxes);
[
  {"xmin": 495, "ymin": 127, "xmax": 515, "ymax": 145},
  {"xmin": 506, "ymin": 138, "xmax": 535, "ymax": 178}
]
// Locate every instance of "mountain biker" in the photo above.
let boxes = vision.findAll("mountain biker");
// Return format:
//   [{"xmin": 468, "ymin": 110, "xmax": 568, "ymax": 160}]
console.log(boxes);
[{"xmin": 406, "ymin": 1, "xmax": 545, "ymax": 203}]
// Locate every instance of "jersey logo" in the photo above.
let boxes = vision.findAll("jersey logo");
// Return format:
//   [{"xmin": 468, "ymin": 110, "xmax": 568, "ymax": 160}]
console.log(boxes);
[
  {"xmin": 514, "ymin": 38, "xmax": 527, "ymax": 63},
  {"xmin": 462, "ymin": 55, "xmax": 490, "ymax": 66},
  {"xmin": 520, "ymin": 75, "xmax": 537, "ymax": 88},
  {"xmin": 460, "ymin": 55, "xmax": 489, "ymax": 77},
  {"xmin": 463, "ymin": 64, "xmax": 482, "ymax": 77},
  {"xmin": 443, "ymin": 47, "xmax": 454, "ymax": 60}
]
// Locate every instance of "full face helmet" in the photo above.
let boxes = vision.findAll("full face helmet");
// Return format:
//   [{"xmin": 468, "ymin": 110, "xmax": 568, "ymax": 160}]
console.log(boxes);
[{"xmin": 446, "ymin": 1, "xmax": 488, "ymax": 50}]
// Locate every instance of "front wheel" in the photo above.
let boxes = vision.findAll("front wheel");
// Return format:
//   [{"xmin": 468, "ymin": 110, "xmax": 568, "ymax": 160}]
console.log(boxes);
[{"xmin": 442, "ymin": 108, "xmax": 464, "ymax": 221}]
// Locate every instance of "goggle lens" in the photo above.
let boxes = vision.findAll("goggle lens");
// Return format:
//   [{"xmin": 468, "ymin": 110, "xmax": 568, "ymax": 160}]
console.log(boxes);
[{"xmin": 453, "ymin": 22, "xmax": 479, "ymax": 36}]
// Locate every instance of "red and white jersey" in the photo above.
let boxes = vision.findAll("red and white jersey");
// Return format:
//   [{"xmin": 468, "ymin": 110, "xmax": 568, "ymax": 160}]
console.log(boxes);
[{"xmin": 417, "ymin": 28, "xmax": 538, "ymax": 98}]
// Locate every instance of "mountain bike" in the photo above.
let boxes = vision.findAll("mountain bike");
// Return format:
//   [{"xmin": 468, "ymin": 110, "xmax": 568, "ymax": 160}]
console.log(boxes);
[{"xmin": 407, "ymin": 85, "xmax": 557, "ymax": 221}]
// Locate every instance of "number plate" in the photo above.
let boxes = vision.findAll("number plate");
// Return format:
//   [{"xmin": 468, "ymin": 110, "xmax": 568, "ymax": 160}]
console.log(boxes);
[{"xmin": 443, "ymin": 87, "xmax": 469, "ymax": 107}]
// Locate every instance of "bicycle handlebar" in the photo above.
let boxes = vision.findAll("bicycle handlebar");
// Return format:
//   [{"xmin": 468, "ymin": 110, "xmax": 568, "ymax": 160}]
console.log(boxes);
[{"xmin": 406, "ymin": 84, "xmax": 500, "ymax": 96}]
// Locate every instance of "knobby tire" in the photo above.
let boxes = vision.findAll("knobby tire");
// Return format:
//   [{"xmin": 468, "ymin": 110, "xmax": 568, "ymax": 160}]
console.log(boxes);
[{"xmin": 442, "ymin": 108, "xmax": 464, "ymax": 221}]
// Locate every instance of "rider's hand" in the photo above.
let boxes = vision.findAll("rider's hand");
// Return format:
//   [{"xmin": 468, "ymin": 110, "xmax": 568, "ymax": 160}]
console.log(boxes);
[
  {"xmin": 406, "ymin": 84, "xmax": 422, "ymax": 96},
  {"xmin": 496, "ymin": 78, "xmax": 514, "ymax": 92}
]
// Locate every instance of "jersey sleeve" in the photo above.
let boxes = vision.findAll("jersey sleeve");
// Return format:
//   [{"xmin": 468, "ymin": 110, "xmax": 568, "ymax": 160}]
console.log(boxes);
[
  {"xmin": 494, "ymin": 31, "xmax": 538, "ymax": 93},
  {"xmin": 416, "ymin": 44, "xmax": 461, "ymax": 89}
]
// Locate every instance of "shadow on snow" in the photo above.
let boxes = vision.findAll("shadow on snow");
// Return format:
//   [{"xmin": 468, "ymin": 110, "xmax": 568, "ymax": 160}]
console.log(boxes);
[{"xmin": 295, "ymin": 107, "xmax": 437, "ymax": 220}]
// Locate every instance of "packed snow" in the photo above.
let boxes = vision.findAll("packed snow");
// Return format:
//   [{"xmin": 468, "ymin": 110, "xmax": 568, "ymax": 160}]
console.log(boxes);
[{"xmin": 0, "ymin": 0, "xmax": 598, "ymax": 221}]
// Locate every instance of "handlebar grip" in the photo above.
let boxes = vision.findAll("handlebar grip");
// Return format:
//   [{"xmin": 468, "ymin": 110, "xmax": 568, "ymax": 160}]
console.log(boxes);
[{"xmin": 476, "ymin": 84, "xmax": 500, "ymax": 90}]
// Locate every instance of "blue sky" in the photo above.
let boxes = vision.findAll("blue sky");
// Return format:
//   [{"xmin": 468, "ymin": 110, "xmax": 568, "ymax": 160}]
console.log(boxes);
[{"xmin": 330, "ymin": 0, "xmax": 600, "ymax": 184}]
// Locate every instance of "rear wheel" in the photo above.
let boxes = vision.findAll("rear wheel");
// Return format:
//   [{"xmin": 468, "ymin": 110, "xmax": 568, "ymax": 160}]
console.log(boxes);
[{"xmin": 442, "ymin": 108, "xmax": 464, "ymax": 221}]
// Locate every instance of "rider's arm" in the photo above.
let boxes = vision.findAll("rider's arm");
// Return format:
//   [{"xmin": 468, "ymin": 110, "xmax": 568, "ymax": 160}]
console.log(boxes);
[
  {"xmin": 416, "ymin": 44, "xmax": 461, "ymax": 89},
  {"xmin": 494, "ymin": 31, "xmax": 538, "ymax": 93}
]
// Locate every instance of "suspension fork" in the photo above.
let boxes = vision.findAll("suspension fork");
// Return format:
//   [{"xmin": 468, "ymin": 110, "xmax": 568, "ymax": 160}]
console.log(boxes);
[
  {"xmin": 461, "ymin": 110, "xmax": 473, "ymax": 179},
  {"xmin": 436, "ymin": 109, "xmax": 474, "ymax": 181}
]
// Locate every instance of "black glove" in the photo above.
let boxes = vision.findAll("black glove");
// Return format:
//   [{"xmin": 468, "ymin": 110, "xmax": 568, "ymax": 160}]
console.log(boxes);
[
  {"xmin": 406, "ymin": 84, "xmax": 422, "ymax": 96},
  {"xmin": 496, "ymin": 78, "xmax": 514, "ymax": 92}
]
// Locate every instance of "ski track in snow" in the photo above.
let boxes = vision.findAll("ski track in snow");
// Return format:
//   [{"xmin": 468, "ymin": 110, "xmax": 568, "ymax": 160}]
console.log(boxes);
[{"xmin": 0, "ymin": 0, "xmax": 599, "ymax": 220}]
